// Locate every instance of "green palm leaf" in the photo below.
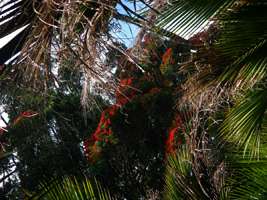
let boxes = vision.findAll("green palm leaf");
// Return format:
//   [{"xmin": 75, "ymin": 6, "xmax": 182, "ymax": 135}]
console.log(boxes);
[
  {"xmin": 28, "ymin": 176, "xmax": 113, "ymax": 200},
  {"xmin": 225, "ymin": 159, "xmax": 267, "ymax": 200},
  {"xmin": 217, "ymin": 1, "xmax": 267, "ymax": 58},
  {"xmin": 156, "ymin": 0, "xmax": 235, "ymax": 39},
  {"xmin": 217, "ymin": 1, "xmax": 267, "ymax": 87},
  {"xmin": 163, "ymin": 147, "xmax": 209, "ymax": 200},
  {"xmin": 220, "ymin": 87, "xmax": 267, "ymax": 158}
]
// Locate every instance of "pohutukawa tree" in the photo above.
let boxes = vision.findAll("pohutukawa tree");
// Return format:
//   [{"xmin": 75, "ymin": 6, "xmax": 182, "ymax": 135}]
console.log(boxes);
[{"xmin": 0, "ymin": 0, "xmax": 267, "ymax": 199}]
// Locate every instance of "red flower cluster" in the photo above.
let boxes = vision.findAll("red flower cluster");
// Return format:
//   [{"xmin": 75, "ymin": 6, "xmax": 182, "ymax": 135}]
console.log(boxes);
[
  {"xmin": 83, "ymin": 36, "xmax": 189, "ymax": 161},
  {"xmin": 116, "ymin": 78, "xmax": 135, "ymax": 106},
  {"xmin": 83, "ymin": 105, "xmax": 119, "ymax": 161},
  {"xmin": 84, "ymin": 77, "xmax": 137, "ymax": 162},
  {"xmin": 92, "ymin": 106, "xmax": 117, "ymax": 141},
  {"xmin": 166, "ymin": 114, "xmax": 185, "ymax": 154},
  {"xmin": 13, "ymin": 110, "xmax": 38, "ymax": 125},
  {"xmin": 160, "ymin": 48, "xmax": 176, "ymax": 75},
  {"xmin": 162, "ymin": 48, "xmax": 175, "ymax": 66},
  {"xmin": 21, "ymin": 111, "xmax": 38, "ymax": 118}
]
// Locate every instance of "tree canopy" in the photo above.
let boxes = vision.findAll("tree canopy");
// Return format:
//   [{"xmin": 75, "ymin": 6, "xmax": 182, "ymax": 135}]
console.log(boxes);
[{"xmin": 0, "ymin": 0, "xmax": 266, "ymax": 199}]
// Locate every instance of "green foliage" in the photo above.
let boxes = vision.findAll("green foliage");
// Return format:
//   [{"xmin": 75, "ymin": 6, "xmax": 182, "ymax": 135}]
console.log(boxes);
[
  {"xmin": 157, "ymin": 0, "xmax": 235, "ymax": 39},
  {"xmin": 2, "ymin": 1, "xmax": 267, "ymax": 199},
  {"xmin": 95, "ymin": 88, "xmax": 174, "ymax": 199},
  {"xmin": 157, "ymin": 0, "xmax": 267, "ymax": 158},
  {"xmin": 1, "ymin": 84, "xmax": 107, "ymax": 195},
  {"xmin": 226, "ymin": 160, "xmax": 267, "ymax": 200},
  {"xmin": 217, "ymin": 1, "xmax": 267, "ymax": 158},
  {"xmin": 163, "ymin": 145, "xmax": 267, "ymax": 200},
  {"xmin": 218, "ymin": 2, "xmax": 267, "ymax": 87},
  {"xmin": 220, "ymin": 87, "xmax": 267, "ymax": 157},
  {"xmin": 163, "ymin": 147, "xmax": 209, "ymax": 200},
  {"xmin": 29, "ymin": 177, "xmax": 112, "ymax": 200}
]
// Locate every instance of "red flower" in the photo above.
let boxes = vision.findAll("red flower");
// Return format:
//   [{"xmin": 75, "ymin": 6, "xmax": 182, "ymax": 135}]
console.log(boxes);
[
  {"xmin": 166, "ymin": 127, "xmax": 177, "ymax": 154},
  {"xmin": 162, "ymin": 48, "xmax": 173, "ymax": 65},
  {"xmin": 13, "ymin": 111, "xmax": 38, "ymax": 125},
  {"xmin": 165, "ymin": 114, "xmax": 185, "ymax": 154},
  {"xmin": 107, "ymin": 128, "xmax": 112, "ymax": 135},
  {"xmin": 126, "ymin": 78, "xmax": 133, "ymax": 85},
  {"xmin": 106, "ymin": 118, "xmax": 111, "ymax": 125},
  {"xmin": 107, "ymin": 105, "xmax": 118, "ymax": 116},
  {"xmin": 21, "ymin": 111, "xmax": 38, "ymax": 118},
  {"xmin": 99, "ymin": 112, "xmax": 106, "ymax": 122},
  {"xmin": 95, "ymin": 125, "xmax": 101, "ymax": 134},
  {"xmin": 120, "ymin": 79, "xmax": 127, "ymax": 85},
  {"xmin": 120, "ymin": 78, "xmax": 133, "ymax": 87}
]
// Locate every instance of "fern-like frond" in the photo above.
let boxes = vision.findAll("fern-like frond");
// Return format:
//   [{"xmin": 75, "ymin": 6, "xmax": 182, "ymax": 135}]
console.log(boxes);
[
  {"xmin": 217, "ymin": 1, "xmax": 267, "ymax": 88},
  {"xmin": 156, "ymin": 0, "xmax": 235, "ymax": 39},
  {"xmin": 220, "ymin": 86, "xmax": 267, "ymax": 158},
  {"xmin": 225, "ymin": 159, "xmax": 267, "ymax": 200},
  {"xmin": 163, "ymin": 147, "xmax": 209, "ymax": 200},
  {"xmin": 28, "ymin": 176, "xmax": 113, "ymax": 200}
]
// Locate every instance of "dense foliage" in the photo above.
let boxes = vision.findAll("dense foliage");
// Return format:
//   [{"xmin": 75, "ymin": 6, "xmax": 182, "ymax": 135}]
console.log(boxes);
[{"xmin": 0, "ymin": 0, "xmax": 266, "ymax": 199}]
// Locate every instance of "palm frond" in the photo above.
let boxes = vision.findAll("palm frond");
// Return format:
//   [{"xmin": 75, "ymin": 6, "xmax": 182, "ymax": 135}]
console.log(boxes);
[
  {"xmin": 0, "ymin": 0, "xmax": 34, "ymax": 64},
  {"xmin": 217, "ymin": 1, "xmax": 267, "ymax": 59},
  {"xmin": 163, "ymin": 146, "xmax": 210, "ymax": 200},
  {"xmin": 28, "ymin": 176, "xmax": 113, "ymax": 200},
  {"xmin": 225, "ymin": 159, "xmax": 267, "ymax": 200},
  {"xmin": 0, "ymin": 0, "xmax": 33, "ymax": 39},
  {"xmin": 220, "ymin": 86, "xmax": 267, "ymax": 158},
  {"xmin": 217, "ymin": 1, "xmax": 267, "ymax": 88},
  {"xmin": 156, "ymin": 0, "xmax": 235, "ymax": 39}
]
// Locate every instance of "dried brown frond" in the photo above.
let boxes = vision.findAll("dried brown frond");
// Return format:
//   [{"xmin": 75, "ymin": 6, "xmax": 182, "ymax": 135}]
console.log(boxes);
[
  {"xmin": 11, "ymin": 0, "xmax": 122, "ymax": 107},
  {"xmin": 9, "ymin": 0, "xmax": 170, "ymax": 111},
  {"xmin": 176, "ymin": 85, "xmax": 231, "ymax": 198}
]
